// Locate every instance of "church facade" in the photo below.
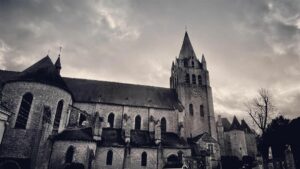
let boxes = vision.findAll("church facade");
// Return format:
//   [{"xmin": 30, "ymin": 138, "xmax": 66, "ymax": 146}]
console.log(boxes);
[{"xmin": 0, "ymin": 32, "xmax": 220, "ymax": 169}]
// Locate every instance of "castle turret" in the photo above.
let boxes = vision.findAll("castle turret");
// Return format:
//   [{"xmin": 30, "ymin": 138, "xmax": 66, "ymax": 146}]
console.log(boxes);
[{"xmin": 170, "ymin": 31, "xmax": 217, "ymax": 139}]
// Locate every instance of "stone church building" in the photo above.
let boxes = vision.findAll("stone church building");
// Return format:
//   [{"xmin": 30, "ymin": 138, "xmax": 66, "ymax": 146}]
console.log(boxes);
[{"xmin": 0, "ymin": 32, "xmax": 221, "ymax": 169}]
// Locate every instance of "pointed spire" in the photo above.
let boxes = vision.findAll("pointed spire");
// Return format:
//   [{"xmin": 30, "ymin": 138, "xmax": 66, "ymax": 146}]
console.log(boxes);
[
  {"xmin": 201, "ymin": 54, "xmax": 207, "ymax": 70},
  {"xmin": 55, "ymin": 56, "xmax": 61, "ymax": 74},
  {"xmin": 55, "ymin": 46, "xmax": 62, "ymax": 74},
  {"xmin": 201, "ymin": 54, "xmax": 206, "ymax": 63},
  {"xmin": 179, "ymin": 31, "xmax": 196, "ymax": 58}
]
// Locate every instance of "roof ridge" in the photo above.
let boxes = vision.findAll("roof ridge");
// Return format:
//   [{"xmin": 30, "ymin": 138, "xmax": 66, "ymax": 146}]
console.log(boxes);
[{"xmin": 63, "ymin": 76, "xmax": 172, "ymax": 90}]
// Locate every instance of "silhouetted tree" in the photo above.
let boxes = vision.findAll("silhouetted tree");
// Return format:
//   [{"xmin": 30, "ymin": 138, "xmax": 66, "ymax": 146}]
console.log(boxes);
[{"xmin": 246, "ymin": 88, "xmax": 275, "ymax": 169}]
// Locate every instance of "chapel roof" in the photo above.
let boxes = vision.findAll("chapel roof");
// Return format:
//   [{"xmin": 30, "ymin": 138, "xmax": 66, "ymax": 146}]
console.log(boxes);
[{"xmin": 1, "ymin": 56, "xmax": 70, "ymax": 92}]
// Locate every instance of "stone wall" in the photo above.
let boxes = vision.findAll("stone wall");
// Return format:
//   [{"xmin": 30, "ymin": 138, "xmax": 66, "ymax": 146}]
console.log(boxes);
[
  {"xmin": 228, "ymin": 130, "xmax": 247, "ymax": 159},
  {"xmin": 95, "ymin": 147, "xmax": 125, "ymax": 169},
  {"xmin": 49, "ymin": 140, "xmax": 96, "ymax": 169},
  {"xmin": 130, "ymin": 148, "xmax": 157, "ymax": 169},
  {"xmin": 73, "ymin": 103, "xmax": 178, "ymax": 133},
  {"xmin": 2, "ymin": 82, "xmax": 72, "ymax": 132},
  {"xmin": 245, "ymin": 133, "xmax": 257, "ymax": 158}
]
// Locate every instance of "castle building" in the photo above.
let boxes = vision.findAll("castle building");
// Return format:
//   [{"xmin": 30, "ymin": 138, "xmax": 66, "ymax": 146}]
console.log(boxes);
[
  {"xmin": 216, "ymin": 115, "xmax": 257, "ymax": 160},
  {"xmin": 0, "ymin": 32, "xmax": 220, "ymax": 169}
]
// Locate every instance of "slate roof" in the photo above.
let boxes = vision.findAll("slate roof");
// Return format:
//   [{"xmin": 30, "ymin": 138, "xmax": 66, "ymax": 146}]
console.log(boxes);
[
  {"xmin": 130, "ymin": 130, "xmax": 155, "ymax": 147},
  {"xmin": 53, "ymin": 127, "xmax": 94, "ymax": 141},
  {"xmin": 162, "ymin": 132, "xmax": 189, "ymax": 148},
  {"xmin": 240, "ymin": 119, "xmax": 253, "ymax": 133},
  {"xmin": 0, "ymin": 58, "xmax": 182, "ymax": 110},
  {"xmin": 0, "ymin": 70, "xmax": 19, "ymax": 88},
  {"xmin": 0, "ymin": 56, "xmax": 70, "ymax": 92},
  {"xmin": 63, "ymin": 77, "xmax": 182, "ymax": 110},
  {"xmin": 178, "ymin": 31, "xmax": 196, "ymax": 59},
  {"xmin": 221, "ymin": 118, "xmax": 231, "ymax": 132}
]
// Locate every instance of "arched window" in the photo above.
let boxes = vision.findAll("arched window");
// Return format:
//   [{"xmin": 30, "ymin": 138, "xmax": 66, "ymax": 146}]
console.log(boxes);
[
  {"xmin": 167, "ymin": 155, "xmax": 179, "ymax": 165},
  {"xmin": 200, "ymin": 105, "xmax": 204, "ymax": 117},
  {"xmin": 185, "ymin": 74, "xmax": 190, "ymax": 84},
  {"xmin": 161, "ymin": 117, "xmax": 167, "ymax": 132},
  {"xmin": 15, "ymin": 93, "xmax": 33, "ymax": 129},
  {"xmin": 106, "ymin": 150, "xmax": 113, "ymax": 165},
  {"xmin": 184, "ymin": 60, "xmax": 188, "ymax": 67},
  {"xmin": 191, "ymin": 61, "xmax": 194, "ymax": 67},
  {"xmin": 192, "ymin": 74, "xmax": 196, "ymax": 84},
  {"xmin": 198, "ymin": 75, "xmax": 202, "ymax": 85},
  {"xmin": 65, "ymin": 146, "xmax": 75, "ymax": 163},
  {"xmin": 141, "ymin": 152, "xmax": 147, "ymax": 166},
  {"xmin": 189, "ymin": 104, "xmax": 194, "ymax": 116},
  {"xmin": 135, "ymin": 115, "xmax": 141, "ymax": 130},
  {"xmin": 108, "ymin": 113, "xmax": 114, "ymax": 128},
  {"xmin": 53, "ymin": 100, "xmax": 64, "ymax": 132}
]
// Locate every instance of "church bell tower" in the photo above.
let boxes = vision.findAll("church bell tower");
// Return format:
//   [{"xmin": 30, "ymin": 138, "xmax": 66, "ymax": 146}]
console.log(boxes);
[{"xmin": 170, "ymin": 32, "xmax": 217, "ymax": 139}]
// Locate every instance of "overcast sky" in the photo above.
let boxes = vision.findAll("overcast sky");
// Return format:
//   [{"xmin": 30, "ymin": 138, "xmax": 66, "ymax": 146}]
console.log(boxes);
[{"xmin": 1, "ymin": 0, "xmax": 300, "ymax": 121}]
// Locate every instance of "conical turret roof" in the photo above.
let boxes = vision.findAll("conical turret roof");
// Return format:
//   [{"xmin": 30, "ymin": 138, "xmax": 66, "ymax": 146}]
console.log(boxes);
[
  {"xmin": 229, "ymin": 116, "xmax": 242, "ymax": 131},
  {"xmin": 179, "ymin": 32, "xmax": 196, "ymax": 58}
]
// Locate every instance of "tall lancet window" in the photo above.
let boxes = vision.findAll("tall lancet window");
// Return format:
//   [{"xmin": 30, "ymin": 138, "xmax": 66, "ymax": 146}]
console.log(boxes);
[
  {"xmin": 189, "ymin": 104, "xmax": 194, "ymax": 116},
  {"xmin": 161, "ymin": 117, "xmax": 167, "ymax": 132},
  {"xmin": 135, "ymin": 115, "xmax": 141, "ymax": 130},
  {"xmin": 185, "ymin": 74, "xmax": 190, "ymax": 84},
  {"xmin": 108, "ymin": 113, "xmax": 114, "ymax": 128},
  {"xmin": 141, "ymin": 152, "xmax": 147, "ymax": 166},
  {"xmin": 106, "ymin": 150, "xmax": 113, "ymax": 165},
  {"xmin": 15, "ymin": 93, "xmax": 33, "ymax": 129},
  {"xmin": 53, "ymin": 100, "xmax": 64, "ymax": 133},
  {"xmin": 198, "ymin": 75, "xmax": 202, "ymax": 85},
  {"xmin": 192, "ymin": 74, "xmax": 196, "ymax": 84}
]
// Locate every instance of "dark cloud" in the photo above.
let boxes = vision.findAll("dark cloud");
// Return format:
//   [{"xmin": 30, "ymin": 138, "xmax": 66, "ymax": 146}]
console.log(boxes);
[{"xmin": 0, "ymin": 0, "xmax": 300, "ymax": 119}]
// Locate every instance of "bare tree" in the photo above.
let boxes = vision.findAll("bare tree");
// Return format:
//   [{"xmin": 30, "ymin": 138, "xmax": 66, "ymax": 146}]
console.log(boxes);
[
  {"xmin": 246, "ymin": 88, "xmax": 275, "ymax": 135},
  {"xmin": 246, "ymin": 88, "xmax": 276, "ymax": 169}
]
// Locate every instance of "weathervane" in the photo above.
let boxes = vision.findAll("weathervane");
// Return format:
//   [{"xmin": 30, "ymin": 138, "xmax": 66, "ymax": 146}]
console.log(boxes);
[{"xmin": 59, "ymin": 46, "xmax": 63, "ymax": 56}]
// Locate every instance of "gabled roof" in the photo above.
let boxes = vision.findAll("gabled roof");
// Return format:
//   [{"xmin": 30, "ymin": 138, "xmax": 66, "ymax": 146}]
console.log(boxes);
[
  {"xmin": 190, "ymin": 132, "xmax": 218, "ymax": 143},
  {"xmin": 6, "ymin": 56, "xmax": 70, "ymax": 92},
  {"xmin": 179, "ymin": 31, "xmax": 196, "ymax": 59},
  {"xmin": 63, "ymin": 77, "xmax": 182, "ymax": 110},
  {"xmin": 229, "ymin": 116, "xmax": 243, "ymax": 131}
]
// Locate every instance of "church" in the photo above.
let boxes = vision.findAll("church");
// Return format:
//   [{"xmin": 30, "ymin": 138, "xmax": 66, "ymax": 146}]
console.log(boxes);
[{"xmin": 0, "ymin": 32, "xmax": 221, "ymax": 169}]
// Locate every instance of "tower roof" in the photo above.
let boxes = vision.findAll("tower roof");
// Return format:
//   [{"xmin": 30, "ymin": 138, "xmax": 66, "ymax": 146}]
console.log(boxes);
[
  {"xmin": 229, "ymin": 116, "xmax": 242, "ymax": 131},
  {"xmin": 179, "ymin": 31, "xmax": 196, "ymax": 58},
  {"xmin": 241, "ymin": 119, "xmax": 254, "ymax": 133}
]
